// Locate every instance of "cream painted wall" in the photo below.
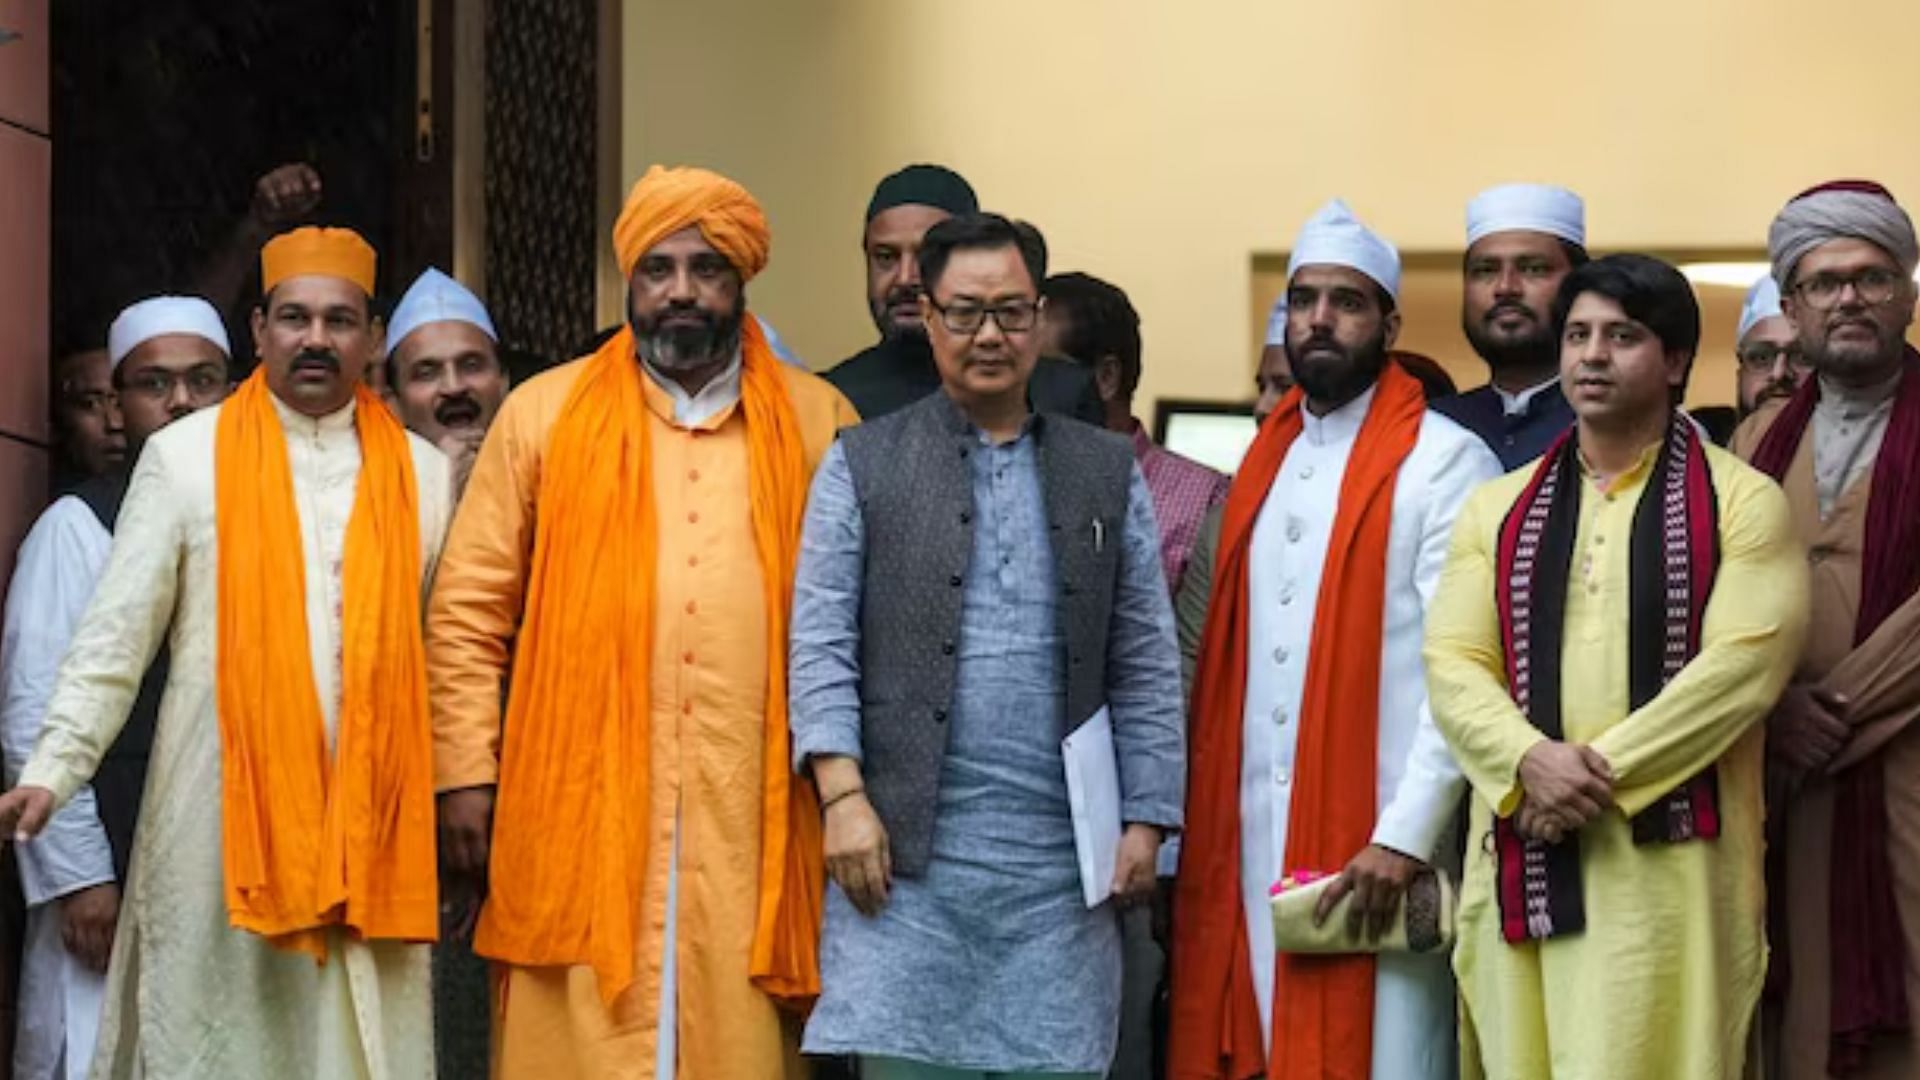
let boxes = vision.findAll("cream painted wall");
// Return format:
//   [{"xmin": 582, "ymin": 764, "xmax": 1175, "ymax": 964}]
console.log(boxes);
[{"xmin": 622, "ymin": 0, "xmax": 1920, "ymax": 416}]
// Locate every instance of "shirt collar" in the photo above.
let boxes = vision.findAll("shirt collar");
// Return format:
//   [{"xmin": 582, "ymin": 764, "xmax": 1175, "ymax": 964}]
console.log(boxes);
[
  {"xmin": 641, "ymin": 348, "xmax": 744, "ymax": 429},
  {"xmin": 1817, "ymin": 370, "xmax": 1903, "ymax": 419},
  {"xmin": 1128, "ymin": 417, "xmax": 1155, "ymax": 458},
  {"xmin": 269, "ymin": 389, "xmax": 357, "ymax": 435},
  {"xmin": 1577, "ymin": 435, "xmax": 1663, "ymax": 494},
  {"xmin": 1496, "ymin": 376, "xmax": 1561, "ymax": 417},
  {"xmin": 1302, "ymin": 384, "xmax": 1376, "ymax": 447}
]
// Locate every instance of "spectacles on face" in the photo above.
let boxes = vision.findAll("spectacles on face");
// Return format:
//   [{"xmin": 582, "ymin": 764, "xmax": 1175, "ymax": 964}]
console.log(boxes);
[
  {"xmin": 1790, "ymin": 267, "xmax": 1907, "ymax": 310},
  {"xmin": 924, "ymin": 295, "xmax": 1040, "ymax": 336},
  {"xmin": 1736, "ymin": 342, "xmax": 1810, "ymax": 373},
  {"xmin": 119, "ymin": 365, "xmax": 228, "ymax": 403}
]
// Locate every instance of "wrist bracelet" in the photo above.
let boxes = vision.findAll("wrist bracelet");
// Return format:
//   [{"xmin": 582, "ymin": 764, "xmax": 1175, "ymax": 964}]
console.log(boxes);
[{"xmin": 820, "ymin": 787, "xmax": 865, "ymax": 812}]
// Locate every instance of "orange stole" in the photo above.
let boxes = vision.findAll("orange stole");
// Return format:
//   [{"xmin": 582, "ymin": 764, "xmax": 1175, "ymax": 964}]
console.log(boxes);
[
  {"xmin": 213, "ymin": 371, "xmax": 437, "ymax": 957},
  {"xmin": 475, "ymin": 320, "xmax": 823, "ymax": 1007},
  {"xmin": 1168, "ymin": 364, "xmax": 1426, "ymax": 1079}
]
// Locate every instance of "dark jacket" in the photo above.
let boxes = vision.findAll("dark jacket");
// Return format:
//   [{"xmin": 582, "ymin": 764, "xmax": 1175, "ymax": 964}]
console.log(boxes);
[
  {"xmin": 825, "ymin": 335, "xmax": 1105, "ymax": 426},
  {"xmin": 71, "ymin": 471, "xmax": 167, "ymax": 884}
]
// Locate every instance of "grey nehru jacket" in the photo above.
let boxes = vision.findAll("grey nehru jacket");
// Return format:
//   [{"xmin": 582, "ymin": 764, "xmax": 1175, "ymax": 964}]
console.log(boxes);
[{"xmin": 788, "ymin": 390, "xmax": 1186, "ymax": 877}]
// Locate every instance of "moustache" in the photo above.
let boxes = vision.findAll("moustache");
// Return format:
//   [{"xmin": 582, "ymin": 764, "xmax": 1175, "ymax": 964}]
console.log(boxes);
[
  {"xmin": 1299, "ymin": 334, "xmax": 1346, "ymax": 357},
  {"xmin": 434, "ymin": 394, "xmax": 482, "ymax": 427},
  {"xmin": 292, "ymin": 349, "xmax": 340, "ymax": 371},
  {"xmin": 650, "ymin": 305, "xmax": 716, "ymax": 330},
  {"xmin": 884, "ymin": 285, "xmax": 923, "ymax": 308},
  {"xmin": 1484, "ymin": 302, "xmax": 1537, "ymax": 325}
]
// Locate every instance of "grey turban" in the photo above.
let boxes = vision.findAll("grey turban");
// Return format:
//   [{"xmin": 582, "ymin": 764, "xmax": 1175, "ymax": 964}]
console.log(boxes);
[{"xmin": 1768, "ymin": 181, "xmax": 1919, "ymax": 289}]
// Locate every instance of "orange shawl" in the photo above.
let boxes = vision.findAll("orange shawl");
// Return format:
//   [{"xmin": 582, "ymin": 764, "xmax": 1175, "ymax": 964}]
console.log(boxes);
[
  {"xmin": 1167, "ymin": 363, "xmax": 1426, "ymax": 1079},
  {"xmin": 213, "ymin": 370, "xmax": 437, "ymax": 957},
  {"xmin": 474, "ymin": 319, "xmax": 823, "ymax": 1007}
]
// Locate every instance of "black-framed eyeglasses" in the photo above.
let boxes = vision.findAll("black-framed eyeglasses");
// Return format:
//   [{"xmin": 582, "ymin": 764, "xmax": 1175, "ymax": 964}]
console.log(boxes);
[
  {"xmin": 924, "ymin": 295, "xmax": 1040, "ymax": 336},
  {"xmin": 1790, "ymin": 267, "xmax": 1907, "ymax": 310},
  {"xmin": 118, "ymin": 365, "xmax": 229, "ymax": 403},
  {"xmin": 1736, "ymin": 342, "xmax": 1810, "ymax": 373}
]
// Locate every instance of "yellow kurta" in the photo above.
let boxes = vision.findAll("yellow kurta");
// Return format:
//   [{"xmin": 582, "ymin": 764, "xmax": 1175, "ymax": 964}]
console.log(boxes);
[
  {"xmin": 426, "ymin": 355, "xmax": 855, "ymax": 1079},
  {"xmin": 1424, "ymin": 440, "xmax": 1808, "ymax": 1080}
]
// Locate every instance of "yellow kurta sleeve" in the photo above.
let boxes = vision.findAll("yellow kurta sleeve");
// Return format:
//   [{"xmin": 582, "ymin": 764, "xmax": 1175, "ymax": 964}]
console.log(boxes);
[
  {"xmin": 19, "ymin": 443, "xmax": 182, "ymax": 804},
  {"xmin": 1589, "ymin": 467, "xmax": 1809, "ymax": 816},
  {"xmin": 1425, "ymin": 481, "xmax": 1546, "ymax": 818},
  {"xmin": 425, "ymin": 373, "xmax": 555, "ymax": 791}
]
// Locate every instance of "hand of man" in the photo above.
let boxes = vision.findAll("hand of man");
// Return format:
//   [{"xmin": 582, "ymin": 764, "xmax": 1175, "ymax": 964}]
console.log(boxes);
[
  {"xmin": 1517, "ymin": 741, "xmax": 1614, "ymax": 829},
  {"xmin": 1110, "ymin": 824, "xmax": 1163, "ymax": 908},
  {"xmin": 250, "ymin": 163, "xmax": 323, "ymax": 228},
  {"xmin": 438, "ymin": 786, "xmax": 495, "ymax": 884},
  {"xmin": 1514, "ymin": 795, "xmax": 1572, "ymax": 844},
  {"xmin": 0, "ymin": 785, "xmax": 55, "ymax": 843},
  {"xmin": 1150, "ymin": 876, "xmax": 1177, "ymax": 948},
  {"xmin": 60, "ymin": 882, "xmax": 120, "ymax": 973},
  {"xmin": 1314, "ymin": 843, "xmax": 1426, "ymax": 942},
  {"xmin": 435, "ymin": 431, "xmax": 484, "ymax": 496},
  {"xmin": 823, "ymin": 792, "xmax": 892, "ymax": 917},
  {"xmin": 1767, "ymin": 684, "xmax": 1851, "ymax": 780}
]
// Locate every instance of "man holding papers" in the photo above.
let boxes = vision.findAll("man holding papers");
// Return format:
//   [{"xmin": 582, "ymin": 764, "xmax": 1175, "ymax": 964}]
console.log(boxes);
[
  {"xmin": 1167, "ymin": 200, "xmax": 1499, "ymax": 1080},
  {"xmin": 788, "ymin": 211, "xmax": 1185, "ymax": 1080}
]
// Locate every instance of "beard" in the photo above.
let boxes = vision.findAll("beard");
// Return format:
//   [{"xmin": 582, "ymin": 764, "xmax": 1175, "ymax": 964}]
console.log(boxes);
[
  {"xmin": 1287, "ymin": 326, "xmax": 1390, "ymax": 408},
  {"xmin": 1462, "ymin": 302, "xmax": 1558, "ymax": 377},
  {"xmin": 871, "ymin": 285, "xmax": 927, "ymax": 341},
  {"xmin": 1804, "ymin": 315, "xmax": 1906, "ymax": 384},
  {"xmin": 633, "ymin": 298, "xmax": 745, "ymax": 372}
]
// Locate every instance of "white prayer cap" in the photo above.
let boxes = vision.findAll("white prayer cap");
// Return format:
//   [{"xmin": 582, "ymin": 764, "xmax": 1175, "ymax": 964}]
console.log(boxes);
[
  {"xmin": 1465, "ymin": 183, "xmax": 1586, "ymax": 248},
  {"xmin": 385, "ymin": 268, "xmax": 497, "ymax": 355},
  {"xmin": 1287, "ymin": 199, "xmax": 1401, "ymax": 300},
  {"xmin": 108, "ymin": 296, "xmax": 231, "ymax": 369},
  {"xmin": 1737, "ymin": 276, "xmax": 1784, "ymax": 342},
  {"xmin": 1264, "ymin": 295, "xmax": 1289, "ymax": 347}
]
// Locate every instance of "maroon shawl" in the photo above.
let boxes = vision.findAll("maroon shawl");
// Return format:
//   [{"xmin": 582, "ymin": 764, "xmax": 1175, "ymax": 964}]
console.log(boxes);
[{"xmin": 1749, "ymin": 348, "xmax": 1920, "ymax": 1074}]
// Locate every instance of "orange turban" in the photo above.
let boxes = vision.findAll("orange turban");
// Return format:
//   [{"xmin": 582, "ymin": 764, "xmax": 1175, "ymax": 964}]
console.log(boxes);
[
  {"xmin": 613, "ymin": 165, "xmax": 770, "ymax": 282},
  {"xmin": 261, "ymin": 227, "xmax": 377, "ymax": 295}
]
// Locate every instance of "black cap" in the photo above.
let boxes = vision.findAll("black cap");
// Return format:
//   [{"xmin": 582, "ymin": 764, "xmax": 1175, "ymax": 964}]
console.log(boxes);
[{"xmin": 865, "ymin": 164, "xmax": 978, "ymax": 223}]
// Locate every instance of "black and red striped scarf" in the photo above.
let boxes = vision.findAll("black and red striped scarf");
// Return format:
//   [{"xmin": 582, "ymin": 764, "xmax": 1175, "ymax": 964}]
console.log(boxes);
[
  {"xmin": 1492, "ymin": 410, "xmax": 1721, "ymax": 943},
  {"xmin": 1749, "ymin": 349, "xmax": 1920, "ymax": 1074}
]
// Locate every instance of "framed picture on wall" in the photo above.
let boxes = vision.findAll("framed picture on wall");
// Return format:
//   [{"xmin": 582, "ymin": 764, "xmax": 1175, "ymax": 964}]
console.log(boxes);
[{"xmin": 1152, "ymin": 399, "xmax": 1259, "ymax": 475}]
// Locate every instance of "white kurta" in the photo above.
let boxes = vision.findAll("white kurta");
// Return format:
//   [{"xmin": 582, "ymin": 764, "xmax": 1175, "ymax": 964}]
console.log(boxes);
[
  {"xmin": 1237, "ymin": 387, "xmax": 1501, "ymax": 1079},
  {"xmin": 2, "ymin": 496, "xmax": 114, "ymax": 1080},
  {"xmin": 16, "ymin": 395, "xmax": 452, "ymax": 1080}
]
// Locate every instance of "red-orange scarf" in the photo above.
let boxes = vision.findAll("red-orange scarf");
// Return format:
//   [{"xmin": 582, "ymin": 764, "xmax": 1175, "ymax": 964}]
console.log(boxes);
[
  {"xmin": 1168, "ymin": 363, "xmax": 1426, "ymax": 1080},
  {"xmin": 474, "ymin": 320, "xmax": 823, "ymax": 1007},
  {"xmin": 214, "ymin": 370, "xmax": 438, "ymax": 957}
]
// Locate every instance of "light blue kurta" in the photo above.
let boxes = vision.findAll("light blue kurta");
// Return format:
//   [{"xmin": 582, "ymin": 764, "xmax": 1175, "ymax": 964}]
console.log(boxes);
[{"xmin": 791, "ymin": 422, "xmax": 1183, "ymax": 1074}]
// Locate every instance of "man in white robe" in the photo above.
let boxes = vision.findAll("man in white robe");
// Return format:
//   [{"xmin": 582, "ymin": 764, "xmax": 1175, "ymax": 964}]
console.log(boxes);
[
  {"xmin": 0, "ymin": 230, "xmax": 450, "ymax": 1079},
  {"xmin": 1169, "ymin": 200, "xmax": 1499, "ymax": 1079},
  {"xmin": 1, "ymin": 297, "xmax": 232, "ymax": 1080}
]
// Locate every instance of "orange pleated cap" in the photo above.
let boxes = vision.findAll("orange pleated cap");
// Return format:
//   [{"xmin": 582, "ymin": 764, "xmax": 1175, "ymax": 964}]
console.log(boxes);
[{"xmin": 261, "ymin": 226, "xmax": 378, "ymax": 295}]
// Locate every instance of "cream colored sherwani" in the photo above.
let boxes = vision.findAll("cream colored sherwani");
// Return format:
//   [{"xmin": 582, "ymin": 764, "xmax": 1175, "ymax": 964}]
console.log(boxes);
[{"xmin": 16, "ymin": 394, "xmax": 451, "ymax": 1080}]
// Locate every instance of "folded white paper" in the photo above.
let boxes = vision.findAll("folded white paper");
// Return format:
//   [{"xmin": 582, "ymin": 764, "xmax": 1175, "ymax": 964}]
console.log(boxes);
[
  {"xmin": 63, "ymin": 950, "xmax": 105, "ymax": 1077},
  {"xmin": 1063, "ymin": 706, "xmax": 1121, "ymax": 908}
]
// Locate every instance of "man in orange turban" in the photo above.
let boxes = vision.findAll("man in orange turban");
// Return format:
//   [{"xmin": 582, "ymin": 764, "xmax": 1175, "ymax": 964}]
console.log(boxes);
[
  {"xmin": 427, "ymin": 165, "xmax": 858, "ymax": 1078},
  {"xmin": 0, "ymin": 225, "xmax": 454, "ymax": 1078}
]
